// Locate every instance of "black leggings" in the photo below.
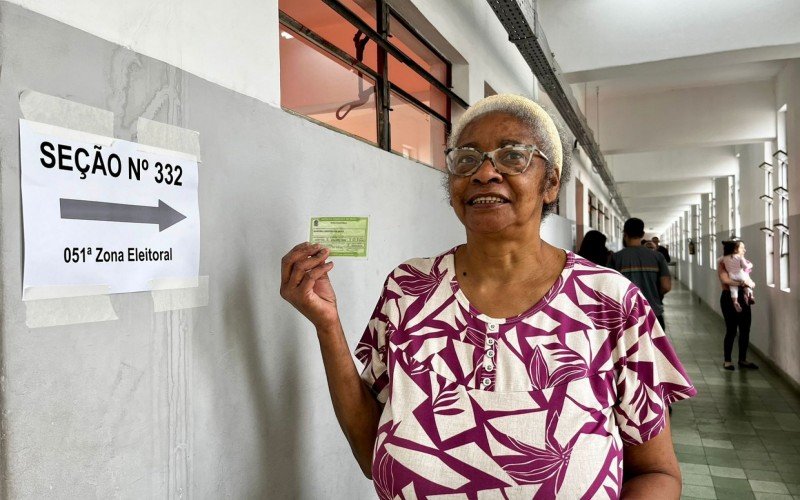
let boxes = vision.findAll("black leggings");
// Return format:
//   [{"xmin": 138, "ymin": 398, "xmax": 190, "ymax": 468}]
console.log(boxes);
[{"xmin": 720, "ymin": 290, "xmax": 751, "ymax": 362}]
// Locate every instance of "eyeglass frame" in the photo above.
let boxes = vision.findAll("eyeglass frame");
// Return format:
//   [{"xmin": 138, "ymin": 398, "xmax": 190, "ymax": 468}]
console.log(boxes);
[{"xmin": 443, "ymin": 144, "xmax": 550, "ymax": 177}]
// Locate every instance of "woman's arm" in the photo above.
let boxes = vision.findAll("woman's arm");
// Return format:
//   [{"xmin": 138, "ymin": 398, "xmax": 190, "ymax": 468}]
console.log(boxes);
[
  {"xmin": 316, "ymin": 321, "xmax": 383, "ymax": 477},
  {"xmin": 621, "ymin": 416, "xmax": 682, "ymax": 499},
  {"xmin": 280, "ymin": 243, "xmax": 382, "ymax": 477}
]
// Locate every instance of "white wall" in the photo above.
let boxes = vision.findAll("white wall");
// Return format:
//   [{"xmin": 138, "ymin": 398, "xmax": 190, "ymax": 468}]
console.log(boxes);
[{"xmin": 7, "ymin": 0, "xmax": 281, "ymax": 106}]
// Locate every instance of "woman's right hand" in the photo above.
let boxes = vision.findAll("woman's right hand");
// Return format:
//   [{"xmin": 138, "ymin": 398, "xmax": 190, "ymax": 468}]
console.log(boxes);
[{"xmin": 280, "ymin": 242, "xmax": 339, "ymax": 329}]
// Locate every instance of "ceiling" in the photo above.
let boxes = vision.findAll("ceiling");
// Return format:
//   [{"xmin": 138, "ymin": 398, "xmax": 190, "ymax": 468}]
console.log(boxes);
[{"xmin": 536, "ymin": 0, "xmax": 800, "ymax": 234}]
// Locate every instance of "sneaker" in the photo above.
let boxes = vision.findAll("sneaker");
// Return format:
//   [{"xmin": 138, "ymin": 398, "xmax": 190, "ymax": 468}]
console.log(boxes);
[{"xmin": 723, "ymin": 363, "xmax": 735, "ymax": 371}]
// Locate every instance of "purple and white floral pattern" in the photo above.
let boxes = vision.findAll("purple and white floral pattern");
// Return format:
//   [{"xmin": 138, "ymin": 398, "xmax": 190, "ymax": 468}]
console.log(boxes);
[{"xmin": 356, "ymin": 248, "xmax": 696, "ymax": 499}]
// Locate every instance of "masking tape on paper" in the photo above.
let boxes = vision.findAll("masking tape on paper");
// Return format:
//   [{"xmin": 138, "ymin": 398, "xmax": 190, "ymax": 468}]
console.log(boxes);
[
  {"xmin": 19, "ymin": 90, "xmax": 114, "ymax": 137},
  {"xmin": 151, "ymin": 276, "xmax": 209, "ymax": 312},
  {"xmin": 136, "ymin": 117, "xmax": 201, "ymax": 161},
  {"xmin": 25, "ymin": 295, "xmax": 118, "ymax": 328}
]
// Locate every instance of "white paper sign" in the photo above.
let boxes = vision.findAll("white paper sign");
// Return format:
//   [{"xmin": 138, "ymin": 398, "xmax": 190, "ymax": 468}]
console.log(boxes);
[{"xmin": 19, "ymin": 119, "xmax": 200, "ymax": 299}]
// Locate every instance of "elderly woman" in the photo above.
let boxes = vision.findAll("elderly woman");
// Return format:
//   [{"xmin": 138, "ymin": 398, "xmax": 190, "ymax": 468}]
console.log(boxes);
[{"xmin": 281, "ymin": 95, "xmax": 696, "ymax": 499}]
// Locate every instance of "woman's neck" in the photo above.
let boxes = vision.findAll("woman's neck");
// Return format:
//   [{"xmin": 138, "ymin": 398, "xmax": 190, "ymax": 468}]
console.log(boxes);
[{"xmin": 458, "ymin": 230, "xmax": 560, "ymax": 285}]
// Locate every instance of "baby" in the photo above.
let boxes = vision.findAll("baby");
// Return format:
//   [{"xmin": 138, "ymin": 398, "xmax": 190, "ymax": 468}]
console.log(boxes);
[{"xmin": 722, "ymin": 241, "xmax": 755, "ymax": 312}]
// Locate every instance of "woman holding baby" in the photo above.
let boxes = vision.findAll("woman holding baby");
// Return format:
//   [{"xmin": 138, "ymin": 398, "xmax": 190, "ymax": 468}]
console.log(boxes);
[{"xmin": 717, "ymin": 240, "xmax": 758, "ymax": 371}]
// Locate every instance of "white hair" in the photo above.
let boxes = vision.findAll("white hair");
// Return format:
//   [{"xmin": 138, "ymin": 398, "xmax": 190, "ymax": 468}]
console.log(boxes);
[{"xmin": 448, "ymin": 94, "xmax": 564, "ymax": 179}]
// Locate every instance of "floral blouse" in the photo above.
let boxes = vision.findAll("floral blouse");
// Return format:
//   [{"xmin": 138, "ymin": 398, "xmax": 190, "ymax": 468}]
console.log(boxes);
[{"xmin": 356, "ymin": 248, "xmax": 696, "ymax": 499}]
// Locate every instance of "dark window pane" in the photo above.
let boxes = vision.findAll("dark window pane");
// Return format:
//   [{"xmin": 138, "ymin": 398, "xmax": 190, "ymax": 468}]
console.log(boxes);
[
  {"xmin": 281, "ymin": 25, "xmax": 377, "ymax": 144},
  {"xmin": 390, "ymin": 92, "xmax": 446, "ymax": 169},
  {"xmin": 280, "ymin": 0, "xmax": 378, "ymax": 71}
]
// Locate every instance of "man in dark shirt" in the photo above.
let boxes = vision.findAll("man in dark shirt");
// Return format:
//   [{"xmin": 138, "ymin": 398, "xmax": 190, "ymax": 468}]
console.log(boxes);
[
  {"xmin": 610, "ymin": 218, "xmax": 672, "ymax": 329},
  {"xmin": 652, "ymin": 236, "xmax": 671, "ymax": 263}
]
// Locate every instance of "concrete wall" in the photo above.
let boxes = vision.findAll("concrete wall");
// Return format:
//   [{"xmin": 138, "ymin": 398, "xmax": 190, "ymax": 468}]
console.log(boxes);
[{"xmin": 0, "ymin": 3, "xmax": 582, "ymax": 498}]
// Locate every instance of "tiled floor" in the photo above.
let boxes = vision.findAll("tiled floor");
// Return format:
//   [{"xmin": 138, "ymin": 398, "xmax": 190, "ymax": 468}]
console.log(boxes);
[{"xmin": 664, "ymin": 281, "xmax": 800, "ymax": 500}]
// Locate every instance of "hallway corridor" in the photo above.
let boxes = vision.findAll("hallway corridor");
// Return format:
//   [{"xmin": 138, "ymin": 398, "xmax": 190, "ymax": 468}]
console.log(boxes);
[{"xmin": 665, "ymin": 281, "xmax": 800, "ymax": 499}]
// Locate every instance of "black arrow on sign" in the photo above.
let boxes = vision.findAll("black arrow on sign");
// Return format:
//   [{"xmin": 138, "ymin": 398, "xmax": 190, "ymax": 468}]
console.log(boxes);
[{"xmin": 60, "ymin": 198, "xmax": 186, "ymax": 231}]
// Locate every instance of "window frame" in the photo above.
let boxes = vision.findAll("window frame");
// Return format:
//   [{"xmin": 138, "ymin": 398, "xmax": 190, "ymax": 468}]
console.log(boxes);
[
  {"xmin": 773, "ymin": 149, "xmax": 790, "ymax": 291},
  {"xmin": 759, "ymin": 158, "xmax": 775, "ymax": 286},
  {"xmin": 696, "ymin": 203, "xmax": 703, "ymax": 266},
  {"xmin": 278, "ymin": 0, "xmax": 468, "ymax": 164},
  {"xmin": 708, "ymin": 194, "xmax": 717, "ymax": 269}
]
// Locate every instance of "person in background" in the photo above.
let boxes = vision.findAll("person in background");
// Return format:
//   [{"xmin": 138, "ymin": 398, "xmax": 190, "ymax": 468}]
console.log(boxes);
[
  {"xmin": 652, "ymin": 236, "xmax": 671, "ymax": 263},
  {"xmin": 281, "ymin": 95, "xmax": 694, "ymax": 498},
  {"xmin": 610, "ymin": 218, "xmax": 671, "ymax": 330},
  {"xmin": 577, "ymin": 229, "xmax": 611, "ymax": 266},
  {"xmin": 721, "ymin": 240, "xmax": 755, "ymax": 312},
  {"xmin": 718, "ymin": 240, "xmax": 758, "ymax": 370},
  {"xmin": 644, "ymin": 240, "xmax": 658, "ymax": 251}
]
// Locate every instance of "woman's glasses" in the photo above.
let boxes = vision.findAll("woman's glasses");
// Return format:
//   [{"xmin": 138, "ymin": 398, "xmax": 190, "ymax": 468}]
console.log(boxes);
[{"xmin": 444, "ymin": 144, "xmax": 549, "ymax": 177}]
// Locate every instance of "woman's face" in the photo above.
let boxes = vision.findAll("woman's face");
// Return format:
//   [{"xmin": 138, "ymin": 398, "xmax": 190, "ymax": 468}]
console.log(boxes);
[{"xmin": 448, "ymin": 112, "xmax": 559, "ymax": 236}]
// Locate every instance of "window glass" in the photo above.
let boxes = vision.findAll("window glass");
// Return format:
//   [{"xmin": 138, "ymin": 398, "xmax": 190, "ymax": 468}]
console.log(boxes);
[
  {"xmin": 278, "ymin": 0, "xmax": 459, "ymax": 169},
  {"xmin": 388, "ymin": 55, "xmax": 448, "ymax": 117},
  {"xmin": 389, "ymin": 92, "xmax": 446, "ymax": 169},
  {"xmin": 280, "ymin": 27, "xmax": 378, "ymax": 144},
  {"xmin": 280, "ymin": 0, "xmax": 378, "ymax": 71},
  {"xmin": 388, "ymin": 14, "xmax": 448, "ymax": 85}
]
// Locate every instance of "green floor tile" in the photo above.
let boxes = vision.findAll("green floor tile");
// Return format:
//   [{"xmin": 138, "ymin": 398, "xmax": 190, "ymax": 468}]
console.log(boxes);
[
  {"xmin": 713, "ymin": 476, "xmax": 752, "ymax": 491},
  {"xmin": 677, "ymin": 444, "xmax": 709, "ymax": 455},
  {"xmin": 767, "ymin": 445, "xmax": 800, "ymax": 455},
  {"xmin": 746, "ymin": 470, "xmax": 786, "ymax": 482},
  {"xmin": 751, "ymin": 492, "xmax": 792, "ymax": 499},
  {"xmin": 680, "ymin": 453, "xmax": 710, "ymax": 465},
  {"xmin": 710, "ymin": 466, "xmax": 748, "ymax": 479},
  {"xmin": 684, "ymin": 473, "xmax": 715, "ymax": 487},
  {"xmin": 708, "ymin": 456, "xmax": 744, "ymax": 468},
  {"xmin": 682, "ymin": 463, "xmax": 712, "ymax": 475},
  {"xmin": 714, "ymin": 489, "xmax": 756, "ymax": 500},
  {"xmin": 741, "ymin": 460, "xmax": 778, "ymax": 471},
  {"xmin": 706, "ymin": 447, "xmax": 741, "ymax": 459},
  {"xmin": 748, "ymin": 480, "xmax": 790, "ymax": 493},
  {"xmin": 682, "ymin": 484, "xmax": 718, "ymax": 499}
]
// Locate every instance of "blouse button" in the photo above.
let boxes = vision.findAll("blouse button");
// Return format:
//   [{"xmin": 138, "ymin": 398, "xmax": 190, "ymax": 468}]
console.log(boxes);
[
  {"xmin": 486, "ymin": 349, "xmax": 495, "ymax": 358},
  {"xmin": 484, "ymin": 363, "xmax": 494, "ymax": 372},
  {"xmin": 487, "ymin": 323, "xmax": 498, "ymax": 333},
  {"xmin": 486, "ymin": 338, "xmax": 496, "ymax": 346},
  {"xmin": 481, "ymin": 377, "xmax": 492, "ymax": 387}
]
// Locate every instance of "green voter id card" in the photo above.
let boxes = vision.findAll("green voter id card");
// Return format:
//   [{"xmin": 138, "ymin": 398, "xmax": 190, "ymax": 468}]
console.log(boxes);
[{"xmin": 310, "ymin": 217, "xmax": 369, "ymax": 257}]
